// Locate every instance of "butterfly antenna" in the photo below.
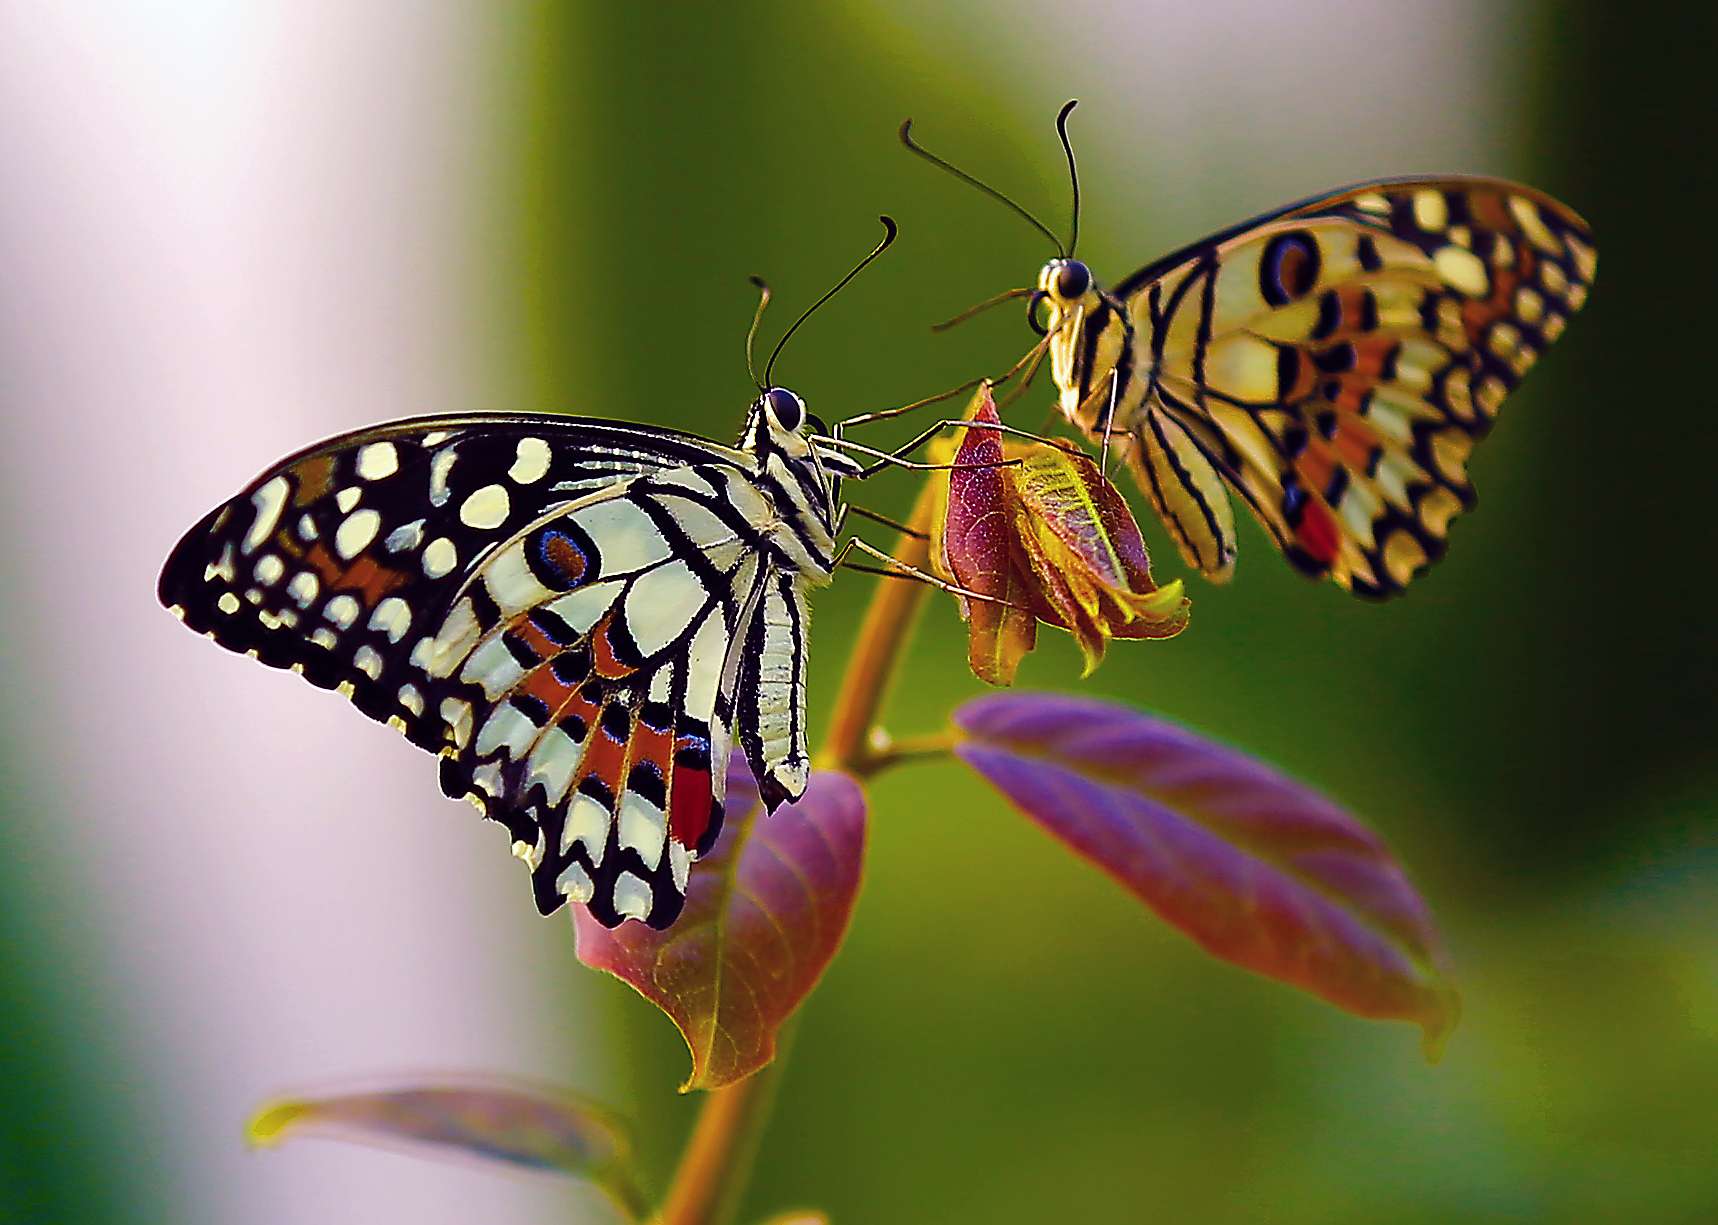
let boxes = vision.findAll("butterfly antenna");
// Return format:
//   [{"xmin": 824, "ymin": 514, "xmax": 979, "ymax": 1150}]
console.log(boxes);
[
  {"xmin": 899, "ymin": 118, "xmax": 1065, "ymax": 257},
  {"xmin": 764, "ymin": 215, "xmax": 899, "ymax": 387},
  {"xmin": 744, "ymin": 275, "xmax": 771, "ymax": 390},
  {"xmin": 1056, "ymin": 99, "xmax": 1081, "ymax": 256}
]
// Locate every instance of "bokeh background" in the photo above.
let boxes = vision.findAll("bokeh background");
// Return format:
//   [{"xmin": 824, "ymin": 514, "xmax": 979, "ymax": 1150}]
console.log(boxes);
[{"xmin": 2, "ymin": 3, "xmax": 1711, "ymax": 1223}]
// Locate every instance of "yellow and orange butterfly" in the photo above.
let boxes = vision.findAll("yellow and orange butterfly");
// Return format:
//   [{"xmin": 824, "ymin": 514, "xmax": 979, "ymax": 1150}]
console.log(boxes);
[{"xmin": 905, "ymin": 101, "xmax": 1595, "ymax": 598}]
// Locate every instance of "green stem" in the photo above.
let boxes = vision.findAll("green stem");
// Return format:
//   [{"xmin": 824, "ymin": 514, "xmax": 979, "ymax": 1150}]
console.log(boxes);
[{"xmin": 648, "ymin": 482, "xmax": 940, "ymax": 1225}]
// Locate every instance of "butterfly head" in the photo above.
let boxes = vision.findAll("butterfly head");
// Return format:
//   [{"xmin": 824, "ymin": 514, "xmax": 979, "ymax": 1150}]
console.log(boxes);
[{"xmin": 746, "ymin": 386, "xmax": 863, "ymax": 481}]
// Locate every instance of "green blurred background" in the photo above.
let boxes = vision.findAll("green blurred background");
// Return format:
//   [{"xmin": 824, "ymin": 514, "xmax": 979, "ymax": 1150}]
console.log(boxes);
[{"xmin": 3, "ymin": 2, "xmax": 1712, "ymax": 1222}]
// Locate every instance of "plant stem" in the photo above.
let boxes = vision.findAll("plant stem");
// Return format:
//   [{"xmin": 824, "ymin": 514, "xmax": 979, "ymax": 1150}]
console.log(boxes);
[{"xmin": 649, "ymin": 481, "xmax": 940, "ymax": 1225}]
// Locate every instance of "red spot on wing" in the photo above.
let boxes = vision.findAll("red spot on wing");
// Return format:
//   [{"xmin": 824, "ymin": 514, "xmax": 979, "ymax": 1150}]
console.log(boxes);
[
  {"xmin": 1296, "ymin": 498, "xmax": 1342, "ymax": 568},
  {"xmin": 668, "ymin": 742, "xmax": 714, "ymax": 851}
]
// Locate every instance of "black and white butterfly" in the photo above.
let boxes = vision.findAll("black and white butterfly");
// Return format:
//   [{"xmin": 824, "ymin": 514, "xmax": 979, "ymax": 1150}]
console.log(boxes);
[{"xmin": 160, "ymin": 386, "xmax": 870, "ymax": 930}]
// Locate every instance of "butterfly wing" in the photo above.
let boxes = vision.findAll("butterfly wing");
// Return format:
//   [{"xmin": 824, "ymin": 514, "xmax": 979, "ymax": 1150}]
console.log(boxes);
[
  {"xmin": 159, "ymin": 414, "xmax": 764, "ymax": 927},
  {"xmin": 1110, "ymin": 177, "xmax": 1594, "ymax": 596}
]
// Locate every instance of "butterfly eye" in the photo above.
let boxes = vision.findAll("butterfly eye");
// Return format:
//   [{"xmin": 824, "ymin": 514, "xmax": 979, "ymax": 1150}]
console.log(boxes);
[
  {"xmin": 765, "ymin": 387, "xmax": 805, "ymax": 432},
  {"xmin": 1055, "ymin": 260, "xmax": 1091, "ymax": 300}
]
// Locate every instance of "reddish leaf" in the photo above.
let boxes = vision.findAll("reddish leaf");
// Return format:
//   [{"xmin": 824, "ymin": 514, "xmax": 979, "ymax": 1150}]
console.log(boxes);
[
  {"xmin": 934, "ymin": 386, "xmax": 1039, "ymax": 684},
  {"xmin": 954, "ymin": 693, "xmax": 1459, "ymax": 1057},
  {"xmin": 931, "ymin": 383, "xmax": 1187, "ymax": 685},
  {"xmin": 246, "ymin": 1079, "xmax": 644, "ymax": 1216},
  {"xmin": 574, "ymin": 765, "xmax": 867, "ymax": 1090}
]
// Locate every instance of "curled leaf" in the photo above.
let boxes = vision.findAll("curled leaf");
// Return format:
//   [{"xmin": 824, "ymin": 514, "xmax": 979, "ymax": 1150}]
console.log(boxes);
[
  {"xmin": 932, "ymin": 384, "xmax": 1040, "ymax": 684},
  {"xmin": 933, "ymin": 384, "xmax": 1188, "ymax": 684},
  {"xmin": 246, "ymin": 1079, "xmax": 644, "ymax": 1215},
  {"xmin": 574, "ymin": 765, "xmax": 867, "ymax": 1090},
  {"xmin": 954, "ymin": 693, "xmax": 1460, "ymax": 1057}
]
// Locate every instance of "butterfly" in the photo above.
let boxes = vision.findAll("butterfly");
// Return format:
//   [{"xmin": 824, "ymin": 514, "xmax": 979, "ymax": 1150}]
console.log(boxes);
[
  {"xmin": 159, "ymin": 390, "xmax": 866, "ymax": 929},
  {"xmin": 155, "ymin": 221, "xmax": 932, "ymax": 930},
  {"xmin": 904, "ymin": 102, "xmax": 1596, "ymax": 598}
]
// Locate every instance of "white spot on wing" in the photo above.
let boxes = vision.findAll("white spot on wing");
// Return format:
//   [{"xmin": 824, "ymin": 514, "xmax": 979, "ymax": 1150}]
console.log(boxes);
[
  {"xmin": 1433, "ymin": 245, "xmax": 1489, "ymax": 297},
  {"xmin": 568, "ymin": 497, "xmax": 672, "ymax": 573},
  {"xmin": 429, "ymin": 447, "xmax": 458, "ymax": 506},
  {"xmin": 386, "ymin": 519, "xmax": 425, "ymax": 553},
  {"xmin": 398, "ymin": 683, "xmax": 424, "ymax": 716},
  {"xmin": 623, "ymin": 561, "xmax": 708, "ymax": 658},
  {"xmin": 527, "ymin": 725, "xmax": 583, "ymax": 806},
  {"xmin": 509, "ymin": 436, "xmax": 552, "ymax": 484},
  {"xmin": 356, "ymin": 441, "xmax": 399, "ymax": 481},
  {"xmin": 423, "ymin": 537, "xmax": 458, "ymax": 578},
  {"xmin": 481, "ymin": 543, "xmax": 551, "ymax": 615},
  {"xmin": 669, "ymin": 840, "xmax": 692, "ymax": 893},
  {"xmin": 353, "ymin": 645, "xmax": 384, "ymax": 680},
  {"xmin": 288, "ymin": 572, "xmax": 320, "ymax": 608},
  {"xmin": 336, "ymin": 486, "xmax": 361, "ymax": 513},
  {"xmin": 546, "ymin": 580, "xmax": 623, "ymax": 635},
  {"xmin": 216, "ymin": 592, "xmax": 240, "ymax": 614},
  {"xmin": 556, "ymin": 860, "xmax": 594, "ymax": 903},
  {"xmin": 254, "ymin": 554, "xmax": 285, "ymax": 585},
  {"xmin": 461, "ymin": 634, "xmax": 524, "ymax": 699},
  {"xmin": 368, "ymin": 595, "xmax": 412, "ymax": 643},
  {"xmin": 565, "ymin": 793, "xmax": 610, "ymax": 867},
  {"xmin": 476, "ymin": 703, "xmax": 537, "ymax": 758},
  {"xmin": 460, "ymin": 483, "xmax": 511, "ymax": 529},
  {"xmin": 336, "ymin": 509, "xmax": 382, "ymax": 559},
  {"xmin": 612, "ymin": 872, "xmax": 653, "ymax": 921},
  {"xmin": 618, "ymin": 791, "xmax": 667, "ymax": 870},
  {"xmin": 324, "ymin": 594, "xmax": 360, "ymax": 629},
  {"xmin": 245, "ymin": 477, "xmax": 289, "ymax": 553}
]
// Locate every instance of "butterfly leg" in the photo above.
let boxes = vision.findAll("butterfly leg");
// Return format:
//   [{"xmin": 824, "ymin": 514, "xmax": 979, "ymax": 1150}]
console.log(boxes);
[
  {"xmin": 1099, "ymin": 368, "xmax": 1120, "ymax": 477},
  {"xmin": 831, "ymin": 537, "xmax": 1020, "ymax": 607},
  {"xmin": 844, "ymin": 503, "xmax": 929, "ymax": 539},
  {"xmin": 811, "ymin": 434, "xmax": 1021, "ymax": 479}
]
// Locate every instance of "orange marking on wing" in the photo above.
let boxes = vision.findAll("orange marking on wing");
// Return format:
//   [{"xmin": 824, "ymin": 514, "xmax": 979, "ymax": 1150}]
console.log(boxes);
[
  {"xmin": 590, "ymin": 613, "xmax": 636, "ymax": 680},
  {"xmin": 1331, "ymin": 418, "xmax": 1379, "ymax": 470},
  {"xmin": 1467, "ymin": 189, "xmax": 1512, "ymax": 231},
  {"xmin": 341, "ymin": 555, "xmax": 410, "ymax": 605},
  {"xmin": 522, "ymin": 666, "xmax": 585, "ymax": 718},
  {"xmin": 1461, "ymin": 250, "xmax": 1531, "ymax": 343},
  {"xmin": 1295, "ymin": 446, "xmax": 1337, "ymax": 503},
  {"xmin": 1328, "ymin": 381, "xmax": 1372, "ymax": 415},
  {"xmin": 1333, "ymin": 287, "xmax": 1375, "ymax": 337},
  {"xmin": 1279, "ymin": 348, "xmax": 1320, "ymax": 401},
  {"xmin": 1350, "ymin": 337, "xmax": 1400, "ymax": 380},
  {"xmin": 291, "ymin": 456, "xmax": 336, "ymax": 505},
  {"xmin": 579, "ymin": 713, "xmax": 631, "ymax": 795},
  {"xmin": 301, "ymin": 542, "xmax": 406, "ymax": 606},
  {"xmin": 630, "ymin": 721, "xmax": 672, "ymax": 778}
]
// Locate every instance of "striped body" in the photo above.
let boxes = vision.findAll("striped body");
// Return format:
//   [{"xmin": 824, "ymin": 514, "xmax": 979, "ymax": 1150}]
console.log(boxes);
[
  {"xmin": 1036, "ymin": 177, "xmax": 1595, "ymax": 597},
  {"xmin": 159, "ymin": 392, "xmax": 846, "ymax": 928}
]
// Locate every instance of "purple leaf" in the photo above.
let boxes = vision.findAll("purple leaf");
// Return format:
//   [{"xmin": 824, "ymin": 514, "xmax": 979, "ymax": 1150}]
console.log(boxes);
[
  {"xmin": 954, "ymin": 693, "xmax": 1459, "ymax": 1056},
  {"xmin": 574, "ymin": 765, "xmax": 867, "ymax": 1090},
  {"xmin": 246, "ymin": 1079, "xmax": 643, "ymax": 1215}
]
